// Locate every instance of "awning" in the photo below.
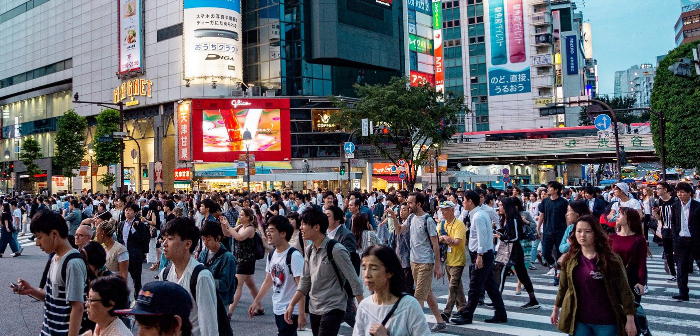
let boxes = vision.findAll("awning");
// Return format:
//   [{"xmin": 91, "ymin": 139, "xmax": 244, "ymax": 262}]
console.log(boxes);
[
  {"xmin": 375, "ymin": 175, "xmax": 405, "ymax": 183},
  {"xmin": 194, "ymin": 162, "xmax": 293, "ymax": 177}
]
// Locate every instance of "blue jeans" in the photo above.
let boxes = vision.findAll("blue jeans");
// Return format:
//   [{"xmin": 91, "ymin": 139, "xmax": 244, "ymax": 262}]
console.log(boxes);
[
  {"xmin": 529, "ymin": 238, "xmax": 540, "ymax": 263},
  {"xmin": 572, "ymin": 322, "xmax": 617, "ymax": 336},
  {"xmin": 275, "ymin": 314, "xmax": 298, "ymax": 336},
  {"xmin": 0, "ymin": 228, "xmax": 20, "ymax": 254}
]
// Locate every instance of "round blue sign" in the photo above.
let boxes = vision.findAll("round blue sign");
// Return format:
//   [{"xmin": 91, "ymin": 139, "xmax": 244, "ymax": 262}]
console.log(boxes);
[
  {"xmin": 503, "ymin": 176, "xmax": 511, "ymax": 183},
  {"xmin": 594, "ymin": 114, "xmax": 611, "ymax": 131},
  {"xmin": 399, "ymin": 172, "xmax": 407, "ymax": 180}
]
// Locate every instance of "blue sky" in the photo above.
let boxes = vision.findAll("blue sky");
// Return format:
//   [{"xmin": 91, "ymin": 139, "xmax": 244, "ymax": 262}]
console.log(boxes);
[{"xmin": 578, "ymin": 0, "xmax": 681, "ymax": 96}]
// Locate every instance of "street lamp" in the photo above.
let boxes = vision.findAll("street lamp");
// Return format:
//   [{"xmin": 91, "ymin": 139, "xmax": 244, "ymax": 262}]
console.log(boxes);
[
  {"xmin": 242, "ymin": 129, "xmax": 252, "ymax": 193},
  {"xmin": 3, "ymin": 150, "xmax": 9, "ymax": 160},
  {"xmin": 88, "ymin": 143, "xmax": 95, "ymax": 192}
]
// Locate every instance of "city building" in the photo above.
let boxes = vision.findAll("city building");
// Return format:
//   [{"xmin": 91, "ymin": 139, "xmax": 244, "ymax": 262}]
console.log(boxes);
[
  {"xmin": 675, "ymin": 0, "xmax": 700, "ymax": 46},
  {"xmin": 613, "ymin": 64, "xmax": 656, "ymax": 108},
  {"xmin": 0, "ymin": 0, "xmax": 406, "ymax": 193}
]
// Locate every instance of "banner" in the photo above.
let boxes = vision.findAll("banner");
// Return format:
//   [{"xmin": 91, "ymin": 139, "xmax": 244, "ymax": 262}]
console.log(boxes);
[
  {"xmin": 432, "ymin": 0, "xmax": 444, "ymax": 92},
  {"xmin": 79, "ymin": 161, "xmax": 89, "ymax": 177},
  {"xmin": 565, "ymin": 35, "xmax": 578, "ymax": 75},
  {"xmin": 183, "ymin": 0, "xmax": 243, "ymax": 81},
  {"xmin": 409, "ymin": 35, "xmax": 433, "ymax": 54},
  {"xmin": 407, "ymin": 0, "xmax": 431, "ymax": 15},
  {"xmin": 410, "ymin": 71, "xmax": 435, "ymax": 86},
  {"xmin": 174, "ymin": 168, "xmax": 191, "ymax": 180},
  {"xmin": 177, "ymin": 103, "xmax": 191, "ymax": 161},
  {"xmin": 485, "ymin": 0, "xmax": 531, "ymax": 96},
  {"xmin": 118, "ymin": 0, "xmax": 143, "ymax": 74}
]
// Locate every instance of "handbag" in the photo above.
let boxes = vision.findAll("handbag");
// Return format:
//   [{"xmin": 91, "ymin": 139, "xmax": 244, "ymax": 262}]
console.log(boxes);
[{"xmin": 495, "ymin": 241, "xmax": 513, "ymax": 265}]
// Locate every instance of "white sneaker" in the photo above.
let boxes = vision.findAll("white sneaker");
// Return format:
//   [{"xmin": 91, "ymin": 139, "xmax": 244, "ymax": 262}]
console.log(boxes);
[{"xmin": 546, "ymin": 268, "xmax": 555, "ymax": 276}]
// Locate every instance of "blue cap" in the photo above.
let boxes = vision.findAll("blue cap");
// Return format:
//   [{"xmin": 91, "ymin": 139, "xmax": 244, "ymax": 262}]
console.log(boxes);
[{"xmin": 115, "ymin": 281, "xmax": 192, "ymax": 319}]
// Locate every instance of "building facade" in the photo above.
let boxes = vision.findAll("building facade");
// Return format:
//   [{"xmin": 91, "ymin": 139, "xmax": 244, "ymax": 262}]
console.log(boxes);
[
  {"xmin": 613, "ymin": 64, "xmax": 656, "ymax": 108},
  {"xmin": 676, "ymin": 0, "xmax": 700, "ymax": 46}
]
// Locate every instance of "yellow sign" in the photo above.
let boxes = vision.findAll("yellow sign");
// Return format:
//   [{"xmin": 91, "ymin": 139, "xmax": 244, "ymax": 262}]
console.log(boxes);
[
  {"xmin": 113, "ymin": 78, "xmax": 153, "ymax": 105},
  {"xmin": 534, "ymin": 97, "xmax": 553, "ymax": 107}
]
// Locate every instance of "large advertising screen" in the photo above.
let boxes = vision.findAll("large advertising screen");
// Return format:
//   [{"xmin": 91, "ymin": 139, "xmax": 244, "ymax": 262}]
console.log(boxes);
[
  {"xmin": 485, "ymin": 0, "xmax": 531, "ymax": 96},
  {"xmin": 183, "ymin": 0, "xmax": 243, "ymax": 81},
  {"xmin": 118, "ymin": 0, "xmax": 143, "ymax": 74},
  {"xmin": 191, "ymin": 99, "xmax": 291, "ymax": 162}
]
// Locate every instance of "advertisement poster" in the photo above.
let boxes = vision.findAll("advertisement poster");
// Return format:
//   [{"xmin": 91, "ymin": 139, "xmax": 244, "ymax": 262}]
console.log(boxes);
[
  {"xmin": 432, "ymin": 0, "xmax": 444, "ymax": 92},
  {"xmin": 178, "ymin": 103, "xmax": 191, "ymax": 161},
  {"xmin": 485, "ymin": 0, "xmax": 531, "ymax": 96},
  {"xmin": 183, "ymin": 0, "xmax": 243, "ymax": 80},
  {"xmin": 565, "ymin": 35, "xmax": 578, "ymax": 75},
  {"xmin": 192, "ymin": 99, "xmax": 291, "ymax": 162},
  {"xmin": 408, "ymin": 0, "xmax": 431, "ymax": 15},
  {"xmin": 118, "ymin": 0, "xmax": 143, "ymax": 74},
  {"xmin": 410, "ymin": 71, "xmax": 435, "ymax": 86}
]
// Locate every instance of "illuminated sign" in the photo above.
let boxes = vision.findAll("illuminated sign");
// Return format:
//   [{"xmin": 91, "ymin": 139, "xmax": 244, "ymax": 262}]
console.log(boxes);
[
  {"xmin": 174, "ymin": 168, "xmax": 192, "ymax": 180},
  {"xmin": 113, "ymin": 79, "xmax": 153, "ymax": 105},
  {"xmin": 407, "ymin": 0, "xmax": 431, "ymax": 15},
  {"xmin": 409, "ymin": 35, "xmax": 433, "ymax": 55},
  {"xmin": 178, "ymin": 103, "xmax": 191, "ymax": 161},
  {"xmin": 485, "ymin": 0, "xmax": 531, "ymax": 96},
  {"xmin": 312, "ymin": 109, "xmax": 340, "ymax": 132},
  {"xmin": 565, "ymin": 35, "xmax": 578, "ymax": 75},
  {"xmin": 410, "ymin": 71, "xmax": 435, "ymax": 86},
  {"xmin": 432, "ymin": 0, "xmax": 444, "ymax": 92},
  {"xmin": 183, "ymin": 0, "xmax": 243, "ymax": 81},
  {"xmin": 231, "ymin": 99, "xmax": 252, "ymax": 108},
  {"xmin": 118, "ymin": 0, "xmax": 143, "ymax": 75}
]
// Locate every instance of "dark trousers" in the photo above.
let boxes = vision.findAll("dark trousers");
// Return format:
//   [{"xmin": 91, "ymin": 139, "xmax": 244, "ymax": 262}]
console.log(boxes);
[
  {"xmin": 0, "ymin": 228, "xmax": 19, "ymax": 254},
  {"xmin": 541, "ymin": 232, "xmax": 565, "ymax": 267},
  {"xmin": 402, "ymin": 267, "xmax": 415, "ymax": 296},
  {"xmin": 309, "ymin": 309, "xmax": 344, "ymax": 336},
  {"xmin": 275, "ymin": 314, "xmax": 298, "ymax": 336},
  {"xmin": 495, "ymin": 241, "xmax": 535, "ymax": 294},
  {"xmin": 674, "ymin": 237, "xmax": 699, "ymax": 298},
  {"xmin": 129, "ymin": 257, "xmax": 143, "ymax": 299},
  {"xmin": 642, "ymin": 214, "xmax": 652, "ymax": 240},
  {"xmin": 461, "ymin": 250, "xmax": 506, "ymax": 319},
  {"xmin": 663, "ymin": 237, "xmax": 677, "ymax": 277}
]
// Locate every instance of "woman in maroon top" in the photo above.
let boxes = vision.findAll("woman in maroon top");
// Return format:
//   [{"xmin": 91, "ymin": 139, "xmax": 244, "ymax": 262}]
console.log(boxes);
[{"xmin": 610, "ymin": 207, "xmax": 647, "ymax": 303}]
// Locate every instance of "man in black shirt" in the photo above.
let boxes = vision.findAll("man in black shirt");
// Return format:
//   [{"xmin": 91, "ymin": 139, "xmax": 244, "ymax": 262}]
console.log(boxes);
[
  {"xmin": 536, "ymin": 181, "xmax": 568, "ymax": 286},
  {"xmin": 655, "ymin": 181, "xmax": 678, "ymax": 282}
]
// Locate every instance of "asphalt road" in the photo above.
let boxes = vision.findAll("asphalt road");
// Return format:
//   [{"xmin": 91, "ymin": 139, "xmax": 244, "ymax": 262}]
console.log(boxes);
[{"xmin": 1, "ymin": 236, "xmax": 698, "ymax": 335}]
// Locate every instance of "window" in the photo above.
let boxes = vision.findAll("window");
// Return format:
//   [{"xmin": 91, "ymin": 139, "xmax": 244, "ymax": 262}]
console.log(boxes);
[
  {"xmin": 157, "ymin": 23, "xmax": 183, "ymax": 42},
  {"xmin": 0, "ymin": 59, "xmax": 72, "ymax": 89},
  {"xmin": 0, "ymin": 0, "xmax": 50, "ymax": 24}
]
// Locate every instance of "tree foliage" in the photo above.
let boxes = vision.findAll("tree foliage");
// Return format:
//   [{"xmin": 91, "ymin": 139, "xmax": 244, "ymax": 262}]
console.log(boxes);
[
  {"xmin": 93, "ymin": 109, "xmax": 121, "ymax": 166},
  {"xmin": 19, "ymin": 137, "xmax": 42, "ymax": 193},
  {"xmin": 578, "ymin": 96, "xmax": 647, "ymax": 126},
  {"xmin": 99, "ymin": 173, "xmax": 116, "ymax": 189},
  {"xmin": 54, "ymin": 109, "xmax": 87, "ymax": 191},
  {"xmin": 331, "ymin": 77, "xmax": 465, "ymax": 190},
  {"xmin": 650, "ymin": 43, "xmax": 700, "ymax": 169}
]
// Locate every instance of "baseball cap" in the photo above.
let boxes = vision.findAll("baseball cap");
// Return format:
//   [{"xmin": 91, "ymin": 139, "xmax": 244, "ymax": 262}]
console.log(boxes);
[
  {"xmin": 115, "ymin": 281, "xmax": 192, "ymax": 319},
  {"xmin": 438, "ymin": 201, "xmax": 456, "ymax": 209},
  {"xmin": 614, "ymin": 182, "xmax": 631, "ymax": 197}
]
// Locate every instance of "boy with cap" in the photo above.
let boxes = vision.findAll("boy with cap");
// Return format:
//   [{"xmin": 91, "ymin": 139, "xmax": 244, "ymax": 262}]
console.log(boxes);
[
  {"xmin": 116, "ymin": 281, "xmax": 194, "ymax": 336},
  {"xmin": 607, "ymin": 182, "xmax": 642, "ymax": 221}
]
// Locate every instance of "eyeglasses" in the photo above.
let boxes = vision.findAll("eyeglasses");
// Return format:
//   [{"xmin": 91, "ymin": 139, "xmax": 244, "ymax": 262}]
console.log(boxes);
[{"xmin": 86, "ymin": 297, "xmax": 103, "ymax": 304}]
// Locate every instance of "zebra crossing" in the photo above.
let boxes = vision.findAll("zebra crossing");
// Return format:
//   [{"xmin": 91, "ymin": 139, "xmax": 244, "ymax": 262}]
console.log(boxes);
[{"xmin": 17, "ymin": 234, "xmax": 35, "ymax": 247}]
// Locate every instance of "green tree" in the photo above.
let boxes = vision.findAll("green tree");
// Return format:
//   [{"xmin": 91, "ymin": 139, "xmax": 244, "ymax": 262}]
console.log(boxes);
[
  {"xmin": 331, "ymin": 77, "xmax": 465, "ymax": 191},
  {"xmin": 578, "ymin": 96, "xmax": 643, "ymax": 126},
  {"xmin": 93, "ymin": 109, "xmax": 121, "ymax": 189},
  {"xmin": 19, "ymin": 138, "xmax": 42, "ymax": 193},
  {"xmin": 650, "ymin": 43, "xmax": 700, "ymax": 169},
  {"xmin": 54, "ymin": 109, "xmax": 87, "ymax": 191}
]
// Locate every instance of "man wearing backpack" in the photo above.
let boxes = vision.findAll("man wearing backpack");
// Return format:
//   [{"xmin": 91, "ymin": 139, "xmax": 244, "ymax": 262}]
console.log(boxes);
[
  {"xmin": 392, "ymin": 192, "xmax": 446, "ymax": 332},
  {"xmin": 14, "ymin": 210, "xmax": 87, "ymax": 336},
  {"xmin": 250, "ymin": 215, "xmax": 306, "ymax": 335},
  {"xmin": 285, "ymin": 205, "xmax": 364, "ymax": 336},
  {"xmin": 160, "ymin": 217, "xmax": 221, "ymax": 336},
  {"xmin": 197, "ymin": 221, "xmax": 237, "ymax": 310}
]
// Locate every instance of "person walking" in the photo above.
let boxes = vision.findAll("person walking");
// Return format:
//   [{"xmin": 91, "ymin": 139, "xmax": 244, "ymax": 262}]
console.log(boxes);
[
  {"xmin": 551, "ymin": 215, "xmax": 636, "ymax": 336},
  {"xmin": 610, "ymin": 207, "xmax": 648, "ymax": 304},
  {"xmin": 537, "ymin": 181, "xmax": 569, "ymax": 286},
  {"xmin": 654, "ymin": 182, "xmax": 678, "ymax": 283},
  {"xmin": 670, "ymin": 182, "xmax": 700, "ymax": 301},
  {"xmin": 436, "ymin": 201, "xmax": 468, "ymax": 322},
  {"xmin": 451, "ymin": 191, "xmax": 507, "ymax": 325},
  {"xmin": 224, "ymin": 207, "xmax": 261, "ymax": 315},
  {"xmin": 197, "ymin": 221, "xmax": 237, "ymax": 312},
  {"xmin": 0, "ymin": 202, "xmax": 21, "ymax": 257},
  {"xmin": 116, "ymin": 203, "xmax": 149, "ymax": 299},
  {"xmin": 351, "ymin": 212, "xmax": 379, "ymax": 256}
]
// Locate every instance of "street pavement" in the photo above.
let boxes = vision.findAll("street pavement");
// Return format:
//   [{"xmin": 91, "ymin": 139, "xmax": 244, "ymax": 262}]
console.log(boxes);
[{"xmin": 1, "ymin": 235, "xmax": 698, "ymax": 335}]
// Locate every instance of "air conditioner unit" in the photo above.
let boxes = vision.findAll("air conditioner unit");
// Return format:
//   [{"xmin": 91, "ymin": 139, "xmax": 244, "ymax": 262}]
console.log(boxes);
[
  {"xmin": 231, "ymin": 89, "xmax": 244, "ymax": 97},
  {"xmin": 265, "ymin": 90, "xmax": 276, "ymax": 97},
  {"xmin": 251, "ymin": 86, "xmax": 262, "ymax": 96}
]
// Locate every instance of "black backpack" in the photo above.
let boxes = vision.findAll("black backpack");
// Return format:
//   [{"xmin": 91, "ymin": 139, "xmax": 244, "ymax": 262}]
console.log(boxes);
[
  {"xmin": 253, "ymin": 231, "xmax": 265, "ymax": 260},
  {"xmin": 163, "ymin": 264, "xmax": 233, "ymax": 336},
  {"xmin": 267, "ymin": 247, "xmax": 299, "ymax": 275}
]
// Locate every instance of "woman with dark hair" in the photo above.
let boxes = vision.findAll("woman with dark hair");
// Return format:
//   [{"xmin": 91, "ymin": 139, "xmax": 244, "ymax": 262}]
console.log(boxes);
[
  {"xmin": 559, "ymin": 200, "xmax": 592, "ymax": 254},
  {"xmin": 286, "ymin": 211, "xmax": 304, "ymax": 253},
  {"xmin": 85, "ymin": 275, "xmax": 131, "ymax": 336},
  {"xmin": 512, "ymin": 196, "xmax": 536, "ymax": 294},
  {"xmin": 551, "ymin": 215, "xmax": 636, "ymax": 336},
  {"xmin": 496, "ymin": 197, "xmax": 540, "ymax": 309},
  {"xmin": 610, "ymin": 207, "xmax": 648, "ymax": 303},
  {"xmin": 353, "ymin": 244, "xmax": 429, "ymax": 336},
  {"xmin": 82, "ymin": 241, "xmax": 112, "ymax": 278},
  {"xmin": 145, "ymin": 200, "xmax": 162, "ymax": 271},
  {"xmin": 351, "ymin": 212, "xmax": 379, "ymax": 255},
  {"xmin": 0, "ymin": 202, "xmax": 20, "ymax": 257}
]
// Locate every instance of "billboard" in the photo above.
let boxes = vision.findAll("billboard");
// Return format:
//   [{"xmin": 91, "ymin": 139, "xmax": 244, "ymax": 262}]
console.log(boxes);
[
  {"xmin": 485, "ymin": 0, "xmax": 531, "ymax": 96},
  {"xmin": 432, "ymin": 0, "xmax": 444, "ymax": 92},
  {"xmin": 408, "ymin": 0, "xmax": 431, "ymax": 15},
  {"xmin": 177, "ymin": 103, "xmax": 191, "ymax": 161},
  {"xmin": 582, "ymin": 22, "xmax": 593, "ymax": 60},
  {"xmin": 191, "ymin": 99, "xmax": 291, "ymax": 162},
  {"xmin": 565, "ymin": 36, "xmax": 578, "ymax": 75},
  {"xmin": 118, "ymin": 0, "xmax": 143, "ymax": 74},
  {"xmin": 183, "ymin": 0, "xmax": 243, "ymax": 81}
]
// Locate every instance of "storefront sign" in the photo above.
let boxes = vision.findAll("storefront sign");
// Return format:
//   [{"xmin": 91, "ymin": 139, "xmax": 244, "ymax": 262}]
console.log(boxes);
[
  {"xmin": 312, "ymin": 109, "xmax": 340, "ymax": 132},
  {"xmin": 178, "ymin": 103, "xmax": 191, "ymax": 161},
  {"xmin": 183, "ymin": 0, "xmax": 243, "ymax": 81},
  {"xmin": 534, "ymin": 97, "xmax": 553, "ymax": 107},
  {"xmin": 432, "ymin": 0, "xmax": 444, "ymax": 92},
  {"xmin": 91, "ymin": 164, "xmax": 98, "ymax": 177},
  {"xmin": 79, "ymin": 161, "xmax": 89, "ymax": 177},
  {"xmin": 174, "ymin": 168, "xmax": 191, "ymax": 180},
  {"xmin": 438, "ymin": 154, "xmax": 448, "ymax": 173},
  {"xmin": 118, "ymin": 0, "xmax": 143, "ymax": 74},
  {"xmin": 373, "ymin": 163, "xmax": 399, "ymax": 175},
  {"xmin": 113, "ymin": 79, "xmax": 153, "ymax": 104},
  {"xmin": 409, "ymin": 34, "xmax": 433, "ymax": 55},
  {"xmin": 410, "ymin": 71, "xmax": 435, "ymax": 86}
]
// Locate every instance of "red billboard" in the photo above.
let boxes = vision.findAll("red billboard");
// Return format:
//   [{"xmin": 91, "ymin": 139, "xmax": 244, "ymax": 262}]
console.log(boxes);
[
  {"xmin": 191, "ymin": 98, "xmax": 291, "ymax": 162},
  {"xmin": 410, "ymin": 71, "xmax": 435, "ymax": 86}
]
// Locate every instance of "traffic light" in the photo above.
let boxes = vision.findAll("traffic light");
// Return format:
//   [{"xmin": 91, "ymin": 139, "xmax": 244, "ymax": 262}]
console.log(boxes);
[
  {"xmin": 376, "ymin": 125, "xmax": 389, "ymax": 135},
  {"xmin": 668, "ymin": 58, "xmax": 693, "ymax": 78},
  {"xmin": 339, "ymin": 165, "xmax": 345, "ymax": 175},
  {"xmin": 142, "ymin": 167, "xmax": 148, "ymax": 178}
]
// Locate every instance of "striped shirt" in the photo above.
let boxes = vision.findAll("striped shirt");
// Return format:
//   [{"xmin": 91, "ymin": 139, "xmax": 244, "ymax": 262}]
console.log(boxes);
[{"xmin": 42, "ymin": 251, "xmax": 87, "ymax": 336}]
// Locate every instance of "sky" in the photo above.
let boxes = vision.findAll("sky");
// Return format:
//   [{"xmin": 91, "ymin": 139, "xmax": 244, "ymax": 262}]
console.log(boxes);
[{"xmin": 577, "ymin": 0, "xmax": 682, "ymax": 96}]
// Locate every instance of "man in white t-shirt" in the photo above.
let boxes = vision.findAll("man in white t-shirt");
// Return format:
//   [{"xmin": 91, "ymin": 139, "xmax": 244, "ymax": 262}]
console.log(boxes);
[
  {"xmin": 607, "ymin": 182, "xmax": 642, "ymax": 222},
  {"xmin": 250, "ymin": 215, "xmax": 306, "ymax": 335}
]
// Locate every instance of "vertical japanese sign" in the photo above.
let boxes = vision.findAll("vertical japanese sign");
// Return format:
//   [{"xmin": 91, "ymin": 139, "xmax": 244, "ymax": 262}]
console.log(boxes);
[
  {"xmin": 183, "ymin": 0, "xmax": 243, "ymax": 81},
  {"xmin": 552, "ymin": 10, "xmax": 562, "ymax": 87},
  {"xmin": 178, "ymin": 103, "xmax": 191, "ymax": 161},
  {"xmin": 565, "ymin": 36, "xmax": 578, "ymax": 75},
  {"xmin": 432, "ymin": 0, "xmax": 444, "ymax": 92},
  {"xmin": 485, "ymin": 0, "xmax": 531, "ymax": 96},
  {"xmin": 118, "ymin": 0, "xmax": 143, "ymax": 74}
]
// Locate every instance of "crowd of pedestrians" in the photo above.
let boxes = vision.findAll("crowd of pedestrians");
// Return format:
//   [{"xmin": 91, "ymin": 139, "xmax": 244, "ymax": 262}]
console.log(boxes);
[{"xmin": 4, "ymin": 178, "xmax": 700, "ymax": 336}]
